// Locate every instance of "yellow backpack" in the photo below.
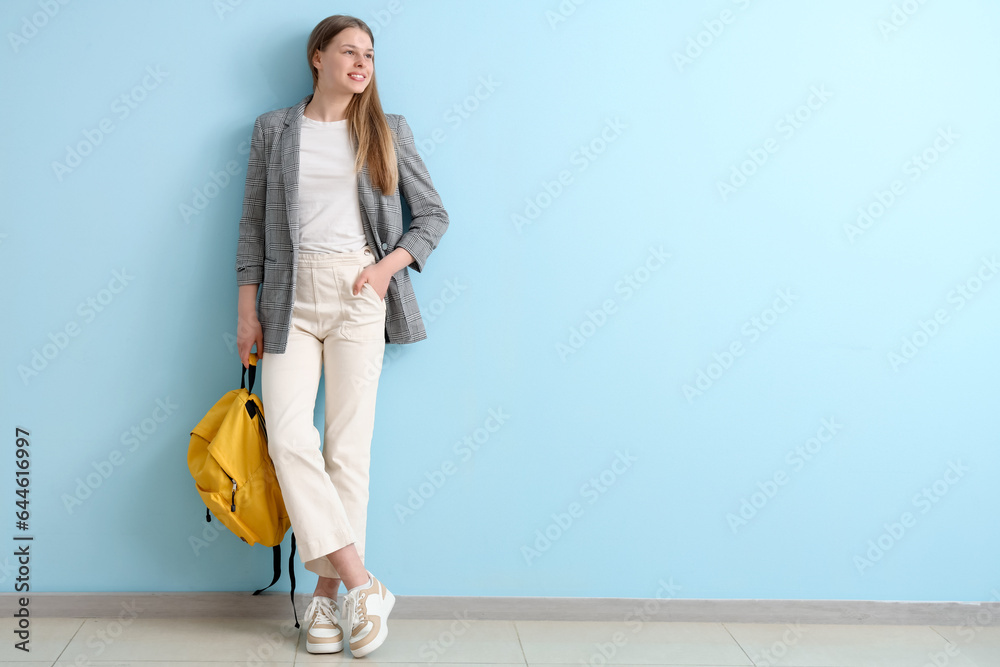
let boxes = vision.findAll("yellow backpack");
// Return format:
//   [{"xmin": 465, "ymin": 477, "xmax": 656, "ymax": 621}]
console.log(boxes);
[{"xmin": 188, "ymin": 352, "xmax": 301, "ymax": 627}]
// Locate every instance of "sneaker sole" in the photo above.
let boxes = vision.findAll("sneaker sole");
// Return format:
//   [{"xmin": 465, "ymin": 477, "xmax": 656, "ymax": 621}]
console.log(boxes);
[
  {"xmin": 350, "ymin": 588, "xmax": 396, "ymax": 658},
  {"xmin": 306, "ymin": 637, "xmax": 344, "ymax": 654}
]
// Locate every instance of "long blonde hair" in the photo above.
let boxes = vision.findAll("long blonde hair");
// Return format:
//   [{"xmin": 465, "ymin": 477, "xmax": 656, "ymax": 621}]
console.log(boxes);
[{"xmin": 307, "ymin": 15, "xmax": 398, "ymax": 195}]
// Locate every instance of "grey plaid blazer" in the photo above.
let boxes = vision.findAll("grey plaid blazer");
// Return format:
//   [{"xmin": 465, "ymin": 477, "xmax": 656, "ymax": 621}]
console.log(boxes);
[{"xmin": 235, "ymin": 93, "xmax": 449, "ymax": 353}]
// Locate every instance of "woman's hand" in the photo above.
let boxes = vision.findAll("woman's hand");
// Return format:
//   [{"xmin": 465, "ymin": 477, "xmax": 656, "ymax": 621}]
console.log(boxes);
[
  {"xmin": 237, "ymin": 311, "xmax": 264, "ymax": 367},
  {"xmin": 355, "ymin": 264, "xmax": 388, "ymax": 300},
  {"xmin": 237, "ymin": 284, "xmax": 263, "ymax": 367},
  {"xmin": 237, "ymin": 309, "xmax": 264, "ymax": 368},
  {"xmin": 355, "ymin": 248, "xmax": 415, "ymax": 300}
]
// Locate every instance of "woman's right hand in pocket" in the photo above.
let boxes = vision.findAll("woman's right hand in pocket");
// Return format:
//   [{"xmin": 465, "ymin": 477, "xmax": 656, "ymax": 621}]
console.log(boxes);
[{"xmin": 237, "ymin": 311, "xmax": 264, "ymax": 368}]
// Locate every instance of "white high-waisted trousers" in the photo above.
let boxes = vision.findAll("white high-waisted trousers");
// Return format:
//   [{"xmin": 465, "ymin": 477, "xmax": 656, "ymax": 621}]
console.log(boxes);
[{"xmin": 260, "ymin": 244, "xmax": 386, "ymax": 579}]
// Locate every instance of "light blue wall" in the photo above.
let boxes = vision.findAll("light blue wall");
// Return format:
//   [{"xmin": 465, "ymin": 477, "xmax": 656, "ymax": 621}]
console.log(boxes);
[{"xmin": 3, "ymin": 0, "xmax": 998, "ymax": 602}]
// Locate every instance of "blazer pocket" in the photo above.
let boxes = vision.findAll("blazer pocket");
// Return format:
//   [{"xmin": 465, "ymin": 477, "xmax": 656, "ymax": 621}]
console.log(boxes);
[
  {"xmin": 265, "ymin": 247, "xmax": 293, "ymax": 263},
  {"xmin": 262, "ymin": 257, "xmax": 292, "ymax": 289}
]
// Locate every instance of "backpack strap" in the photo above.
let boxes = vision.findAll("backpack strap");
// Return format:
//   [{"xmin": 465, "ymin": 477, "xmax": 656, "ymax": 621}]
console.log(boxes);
[
  {"xmin": 252, "ymin": 545, "xmax": 282, "ymax": 596},
  {"xmin": 241, "ymin": 353, "xmax": 258, "ymax": 392},
  {"xmin": 248, "ymin": 536, "xmax": 299, "ymax": 628},
  {"xmin": 289, "ymin": 532, "xmax": 298, "ymax": 628}
]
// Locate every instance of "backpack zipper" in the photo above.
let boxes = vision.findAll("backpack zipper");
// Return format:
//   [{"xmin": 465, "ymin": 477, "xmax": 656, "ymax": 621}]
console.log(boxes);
[{"xmin": 224, "ymin": 471, "xmax": 237, "ymax": 511}]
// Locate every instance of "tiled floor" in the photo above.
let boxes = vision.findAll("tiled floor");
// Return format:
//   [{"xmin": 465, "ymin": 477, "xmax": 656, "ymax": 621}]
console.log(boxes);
[{"xmin": 2, "ymin": 617, "xmax": 998, "ymax": 666}]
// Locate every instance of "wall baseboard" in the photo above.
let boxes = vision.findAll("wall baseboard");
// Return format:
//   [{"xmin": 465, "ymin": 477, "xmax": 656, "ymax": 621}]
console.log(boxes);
[{"xmin": 5, "ymin": 593, "xmax": 999, "ymax": 626}]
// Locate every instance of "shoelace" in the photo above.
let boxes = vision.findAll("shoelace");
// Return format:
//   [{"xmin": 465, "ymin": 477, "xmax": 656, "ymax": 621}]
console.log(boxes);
[
  {"xmin": 343, "ymin": 590, "xmax": 368, "ymax": 634},
  {"xmin": 304, "ymin": 596, "xmax": 338, "ymax": 628}
]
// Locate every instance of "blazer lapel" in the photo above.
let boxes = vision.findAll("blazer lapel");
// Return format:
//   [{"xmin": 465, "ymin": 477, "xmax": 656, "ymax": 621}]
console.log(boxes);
[
  {"xmin": 357, "ymin": 161, "xmax": 377, "ymax": 241},
  {"xmin": 280, "ymin": 93, "xmax": 311, "ymax": 248}
]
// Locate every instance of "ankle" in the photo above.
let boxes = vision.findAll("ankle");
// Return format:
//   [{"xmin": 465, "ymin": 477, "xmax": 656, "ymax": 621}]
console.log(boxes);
[
  {"xmin": 313, "ymin": 587, "xmax": 339, "ymax": 599},
  {"xmin": 345, "ymin": 573, "xmax": 371, "ymax": 592}
]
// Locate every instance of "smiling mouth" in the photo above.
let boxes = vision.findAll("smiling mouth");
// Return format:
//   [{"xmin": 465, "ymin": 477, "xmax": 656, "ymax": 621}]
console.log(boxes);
[{"xmin": 349, "ymin": 73, "xmax": 366, "ymax": 81}]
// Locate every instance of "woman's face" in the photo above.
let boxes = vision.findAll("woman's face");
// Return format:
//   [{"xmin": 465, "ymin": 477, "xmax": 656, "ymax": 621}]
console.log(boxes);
[{"xmin": 314, "ymin": 27, "xmax": 374, "ymax": 95}]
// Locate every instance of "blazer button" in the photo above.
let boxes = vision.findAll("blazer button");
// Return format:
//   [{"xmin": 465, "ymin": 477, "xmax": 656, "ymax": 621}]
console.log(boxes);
[{"xmin": 381, "ymin": 242, "xmax": 388, "ymax": 250}]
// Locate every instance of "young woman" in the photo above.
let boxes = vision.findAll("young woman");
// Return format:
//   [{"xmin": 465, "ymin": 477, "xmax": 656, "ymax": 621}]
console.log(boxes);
[{"xmin": 234, "ymin": 14, "xmax": 449, "ymax": 658}]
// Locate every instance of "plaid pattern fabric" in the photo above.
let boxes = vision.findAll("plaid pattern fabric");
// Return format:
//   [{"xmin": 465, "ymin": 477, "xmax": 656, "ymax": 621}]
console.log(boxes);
[{"xmin": 235, "ymin": 93, "xmax": 449, "ymax": 353}]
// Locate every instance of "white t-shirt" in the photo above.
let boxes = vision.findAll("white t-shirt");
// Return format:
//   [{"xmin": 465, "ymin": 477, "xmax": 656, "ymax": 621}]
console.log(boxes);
[{"xmin": 297, "ymin": 115, "xmax": 367, "ymax": 254}]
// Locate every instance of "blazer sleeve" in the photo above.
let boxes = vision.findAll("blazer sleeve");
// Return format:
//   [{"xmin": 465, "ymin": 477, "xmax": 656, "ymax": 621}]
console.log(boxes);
[
  {"xmin": 235, "ymin": 116, "xmax": 267, "ymax": 285},
  {"xmin": 392, "ymin": 114, "xmax": 449, "ymax": 273}
]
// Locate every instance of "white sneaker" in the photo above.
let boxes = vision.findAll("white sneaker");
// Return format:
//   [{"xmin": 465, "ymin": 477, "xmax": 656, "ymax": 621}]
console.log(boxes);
[
  {"xmin": 303, "ymin": 595, "xmax": 344, "ymax": 654},
  {"xmin": 342, "ymin": 571, "xmax": 396, "ymax": 658}
]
